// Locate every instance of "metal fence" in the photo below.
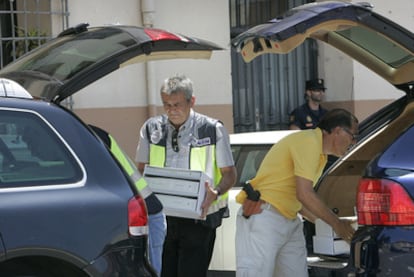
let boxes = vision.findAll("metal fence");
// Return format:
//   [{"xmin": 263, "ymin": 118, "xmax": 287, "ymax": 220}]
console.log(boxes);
[{"xmin": 0, "ymin": 0, "xmax": 69, "ymax": 68}]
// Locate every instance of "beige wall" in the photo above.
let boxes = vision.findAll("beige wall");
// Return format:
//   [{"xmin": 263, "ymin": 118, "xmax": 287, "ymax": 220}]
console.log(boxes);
[
  {"xmin": 67, "ymin": 0, "xmax": 233, "ymax": 160},
  {"xmin": 323, "ymin": 99, "xmax": 394, "ymax": 123},
  {"xmin": 69, "ymin": 0, "xmax": 411, "ymax": 158},
  {"xmin": 75, "ymin": 103, "xmax": 233, "ymax": 160}
]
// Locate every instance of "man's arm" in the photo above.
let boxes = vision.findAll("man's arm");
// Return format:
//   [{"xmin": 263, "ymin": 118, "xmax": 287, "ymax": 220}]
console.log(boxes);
[
  {"xmin": 299, "ymin": 204, "xmax": 318, "ymax": 223},
  {"xmin": 288, "ymin": 108, "xmax": 302, "ymax": 130},
  {"xmin": 217, "ymin": 165, "xmax": 237, "ymax": 194},
  {"xmin": 201, "ymin": 165, "xmax": 237, "ymax": 218},
  {"xmin": 135, "ymin": 123, "xmax": 150, "ymax": 175},
  {"xmin": 296, "ymin": 176, "xmax": 355, "ymax": 242}
]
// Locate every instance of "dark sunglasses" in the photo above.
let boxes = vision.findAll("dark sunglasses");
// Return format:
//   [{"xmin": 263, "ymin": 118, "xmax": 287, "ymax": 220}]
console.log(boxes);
[{"xmin": 172, "ymin": 130, "xmax": 179, "ymax": 152}]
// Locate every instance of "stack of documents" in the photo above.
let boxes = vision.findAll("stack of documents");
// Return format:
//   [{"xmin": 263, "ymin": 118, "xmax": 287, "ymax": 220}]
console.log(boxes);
[{"xmin": 143, "ymin": 165, "xmax": 211, "ymax": 219}]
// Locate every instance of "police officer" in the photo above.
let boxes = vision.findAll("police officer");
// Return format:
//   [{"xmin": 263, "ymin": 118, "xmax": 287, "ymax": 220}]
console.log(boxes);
[
  {"xmin": 289, "ymin": 78, "xmax": 328, "ymax": 130},
  {"xmin": 90, "ymin": 125, "xmax": 165, "ymax": 277},
  {"xmin": 135, "ymin": 75, "xmax": 236, "ymax": 277}
]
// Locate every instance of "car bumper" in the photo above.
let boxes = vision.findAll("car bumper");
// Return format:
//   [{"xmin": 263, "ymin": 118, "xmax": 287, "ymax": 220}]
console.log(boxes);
[
  {"xmin": 350, "ymin": 226, "xmax": 414, "ymax": 276},
  {"xmin": 84, "ymin": 237, "xmax": 156, "ymax": 277}
]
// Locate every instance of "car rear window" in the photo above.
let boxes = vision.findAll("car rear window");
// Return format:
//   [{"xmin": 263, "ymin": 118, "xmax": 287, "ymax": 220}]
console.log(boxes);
[
  {"xmin": 231, "ymin": 144, "xmax": 271, "ymax": 187},
  {"xmin": 337, "ymin": 26, "xmax": 414, "ymax": 68},
  {"xmin": 0, "ymin": 109, "xmax": 83, "ymax": 188},
  {"xmin": 0, "ymin": 27, "xmax": 137, "ymax": 99}
]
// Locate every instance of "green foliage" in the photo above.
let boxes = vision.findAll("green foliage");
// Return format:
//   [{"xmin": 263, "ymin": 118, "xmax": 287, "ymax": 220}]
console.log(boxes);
[{"xmin": 9, "ymin": 27, "xmax": 48, "ymax": 58}]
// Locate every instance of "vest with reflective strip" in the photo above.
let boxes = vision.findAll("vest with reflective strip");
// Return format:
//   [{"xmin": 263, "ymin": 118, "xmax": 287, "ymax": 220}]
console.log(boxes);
[
  {"xmin": 108, "ymin": 134, "xmax": 153, "ymax": 199},
  {"xmin": 146, "ymin": 114, "xmax": 228, "ymax": 215}
]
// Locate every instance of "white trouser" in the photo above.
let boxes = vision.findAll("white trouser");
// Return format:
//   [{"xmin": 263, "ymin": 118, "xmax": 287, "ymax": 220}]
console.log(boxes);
[{"xmin": 235, "ymin": 204, "xmax": 308, "ymax": 277}]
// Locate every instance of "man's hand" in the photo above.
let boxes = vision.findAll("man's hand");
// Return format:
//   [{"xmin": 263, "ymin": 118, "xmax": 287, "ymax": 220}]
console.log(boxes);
[
  {"xmin": 333, "ymin": 218, "xmax": 357, "ymax": 244},
  {"xmin": 242, "ymin": 198, "xmax": 262, "ymax": 218},
  {"xmin": 200, "ymin": 166, "xmax": 236, "ymax": 219},
  {"xmin": 201, "ymin": 181, "xmax": 217, "ymax": 219},
  {"xmin": 297, "ymin": 176, "xmax": 356, "ymax": 243}
]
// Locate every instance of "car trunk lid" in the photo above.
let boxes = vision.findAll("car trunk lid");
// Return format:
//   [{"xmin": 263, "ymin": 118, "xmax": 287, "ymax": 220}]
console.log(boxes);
[
  {"xmin": 0, "ymin": 24, "xmax": 222, "ymax": 103},
  {"xmin": 231, "ymin": 1, "xmax": 414, "ymax": 87}
]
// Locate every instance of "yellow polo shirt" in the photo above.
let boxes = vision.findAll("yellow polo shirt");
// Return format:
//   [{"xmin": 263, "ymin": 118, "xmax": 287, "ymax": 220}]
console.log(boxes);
[{"xmin": 236, "ymin": 128, "xmax": 327, "ymax": 219}]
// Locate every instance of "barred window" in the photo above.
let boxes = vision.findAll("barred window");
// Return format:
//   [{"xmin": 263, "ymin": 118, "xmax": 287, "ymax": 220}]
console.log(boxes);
[
  {"xmin": 230, "ymin": 0, "xmax": 318, "ymax": 132},
  {"xmin": 0, "ymin": 0, "xmax": 69, "ymax": 68}
]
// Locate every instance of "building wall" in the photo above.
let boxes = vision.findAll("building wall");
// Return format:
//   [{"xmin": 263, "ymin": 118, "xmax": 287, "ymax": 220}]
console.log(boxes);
[
  {"xmin": 66, "ymin": 0, "xmax": 413, "ymax": 157},
  {"xmin": 67, "ymin": 0, "xmax": 232, "ymax": 158}
]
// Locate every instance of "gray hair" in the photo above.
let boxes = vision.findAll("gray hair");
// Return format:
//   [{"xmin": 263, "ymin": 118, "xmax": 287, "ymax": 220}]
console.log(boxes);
[{"xmin": 160, "ymin": 75, "xmax": 193, "ymax": 101}]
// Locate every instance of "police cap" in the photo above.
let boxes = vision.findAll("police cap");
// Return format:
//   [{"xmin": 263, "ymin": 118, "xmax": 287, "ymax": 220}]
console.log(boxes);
[{"xmin": 306, "ymin": 78, "xmax": 326, "ymax": 91}]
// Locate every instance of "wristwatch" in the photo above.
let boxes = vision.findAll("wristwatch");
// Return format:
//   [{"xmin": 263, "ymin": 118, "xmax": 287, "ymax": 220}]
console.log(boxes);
[{"xmin": 215, "ymin": 187, "xmax": 222, "ymax": 199}]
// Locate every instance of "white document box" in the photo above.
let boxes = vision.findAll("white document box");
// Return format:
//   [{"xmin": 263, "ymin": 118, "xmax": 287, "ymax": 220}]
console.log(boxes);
[
  {"xmin": 312, "ymin": 217, "xmax": 357, "ymax": 255},
  {"xmin": 143, "ymin": 165, "xmax": 211, "ymax": 219},
  {"xmin": 312, "ymin": 236, "xmax": 350, "ymax": 255}
]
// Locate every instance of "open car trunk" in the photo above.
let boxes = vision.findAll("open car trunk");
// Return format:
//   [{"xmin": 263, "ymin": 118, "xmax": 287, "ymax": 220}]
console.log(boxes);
[
  {"xmin": 231, "ymin": 2, "xmax": 414, "ymax": 274},
  {"xmin": 306, "ymin": 95, "xmax": 413, "ymax": 274}
]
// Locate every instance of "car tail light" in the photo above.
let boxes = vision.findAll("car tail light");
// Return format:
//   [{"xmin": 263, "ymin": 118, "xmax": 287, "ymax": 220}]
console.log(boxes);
[
  {"xmin": 144, "ymin": 28, "xmax": 181, "ymax": 41},
  {"xmin": 128, "ymin": 196, "xmax": 149, "ymax": 236},
  {"xmin": 357, "ymin": 178, "xmax": 414, "ymax": 225}
]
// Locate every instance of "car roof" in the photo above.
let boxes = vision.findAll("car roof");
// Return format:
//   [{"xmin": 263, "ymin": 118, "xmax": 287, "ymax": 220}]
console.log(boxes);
[
  {"xmin": 0, "ymin": 78, "xmax": 32, "ymax": 99},
  {"xmin": 230, "ymin": 130, "xmax": 297, "ymax": 145},
  {"xmin": 231, "ymin": 1, "xmax": 414, "ymax": 88},
  {"xmin": 0, "ymin": 24, "xmax": 222, "ymax": 103}
]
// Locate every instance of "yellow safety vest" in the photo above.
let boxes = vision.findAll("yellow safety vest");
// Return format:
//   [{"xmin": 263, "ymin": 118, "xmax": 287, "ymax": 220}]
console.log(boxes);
[
  {"xmin": 108, "ymin": 134, "xmax": 152, "ymax": 199},
  {"xmin": 146, "ymin": 115, "xmax": 228, "ymax": 215}
]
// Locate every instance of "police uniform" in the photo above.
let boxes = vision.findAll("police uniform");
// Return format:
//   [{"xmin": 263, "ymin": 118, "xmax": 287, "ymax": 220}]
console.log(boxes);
[
  {"xmin": 289, "ymin": 103, "xmax": 328, "ymax": 129},
  {"xmin": 136, "ymin": 109, "xmax": 234, "ymax": 277},
  {"xmin": 289, "ymin": 78, "xmax": 328, "ymax": 129}
]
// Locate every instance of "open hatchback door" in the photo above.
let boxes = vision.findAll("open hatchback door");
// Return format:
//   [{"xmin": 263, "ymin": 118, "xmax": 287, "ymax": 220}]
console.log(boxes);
[
  {"xmin": 231, "ymin": 1, "xmax": 414, "ymax": 276},
  {"xmin": 0, "ymin": 23, "xmax": 222, "ymax": 103},
  {"xmin": 232, "ymin": 1, "xmax": 414, "ymax": 87}
]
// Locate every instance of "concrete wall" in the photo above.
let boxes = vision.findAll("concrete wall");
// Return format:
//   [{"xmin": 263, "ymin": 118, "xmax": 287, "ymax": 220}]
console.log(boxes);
[
  {"xmin": 67, "ymin": 0, "xmax": 232, "ymax": 158},
  {"xmin": 65, "ymin": 0, "xmax": 413, "ymax": 157}
]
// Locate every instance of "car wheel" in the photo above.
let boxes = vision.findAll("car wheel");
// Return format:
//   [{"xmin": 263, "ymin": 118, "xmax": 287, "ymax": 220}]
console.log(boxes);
[{"xmin": 0, "ymin": 261, "xmax": 55, "ymax": 277}]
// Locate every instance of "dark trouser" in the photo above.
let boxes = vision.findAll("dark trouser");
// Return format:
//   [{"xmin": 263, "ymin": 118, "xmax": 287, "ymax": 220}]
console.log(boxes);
[{"xmin": 161, "ymin": 216, "xmax": 216, "ymax": 277}]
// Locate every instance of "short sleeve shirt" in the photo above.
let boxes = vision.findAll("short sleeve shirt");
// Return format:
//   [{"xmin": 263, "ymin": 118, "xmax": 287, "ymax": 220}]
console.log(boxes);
[
  {"xmin": 236, "ymin": 128, "xmax": 327, "ymax": 219},
  {"xmin": 135, "ymin": 110, "xmax": 234, "ymax": 170}
]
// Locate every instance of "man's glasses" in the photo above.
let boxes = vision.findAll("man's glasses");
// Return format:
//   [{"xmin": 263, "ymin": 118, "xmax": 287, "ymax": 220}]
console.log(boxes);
[
  {"xmin": 172, "ymin": 130, "xmax": 179, "ymax": 152},
  {"xmin": 341, "ymin": 127, "xmax": 358, "ymax": 141}
]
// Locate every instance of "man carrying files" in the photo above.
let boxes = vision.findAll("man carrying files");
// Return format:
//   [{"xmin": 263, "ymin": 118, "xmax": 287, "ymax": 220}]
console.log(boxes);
[{"xmin": 135, "ymin": 75, "xmax": 236, "ymax": 277}]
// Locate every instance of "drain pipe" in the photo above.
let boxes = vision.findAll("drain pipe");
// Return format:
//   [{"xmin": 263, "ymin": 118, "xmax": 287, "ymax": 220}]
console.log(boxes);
[{"xmin": 141, "ymin": 0, "xmax": 157, "ymax": 117}]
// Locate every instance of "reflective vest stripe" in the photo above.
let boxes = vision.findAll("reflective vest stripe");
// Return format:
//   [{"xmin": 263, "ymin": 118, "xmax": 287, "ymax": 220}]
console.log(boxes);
[
  {"xmin": 189, "ymin": 144, "xmax": 221, "ymax": 184},
  {"xmin": 108, "ymin": 135, "xmax": 153, "ymax": 199},
  {"xmin": 149, "ymin": 144, "xmax": 165, "ymax": 167},
  {"xmin": 136, "ymin": 178, "xmax": 152, "ymax": 199},
  {"xmin": 191, "ymin": 144, "xmax": 227, "ymax": 214},
  {"xmin": 149, "ymin": 143, "xmax": 227, "ymax": 215}
]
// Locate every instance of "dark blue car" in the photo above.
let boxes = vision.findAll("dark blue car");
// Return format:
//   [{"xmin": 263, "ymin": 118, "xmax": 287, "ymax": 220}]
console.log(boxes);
[
  {"xmin": 232, "ymin": 1, "xmax": 414, "ymax": 276},
  {"xmin": 0, "ymin": 25, "xmax": 220, "ymax": 276}
]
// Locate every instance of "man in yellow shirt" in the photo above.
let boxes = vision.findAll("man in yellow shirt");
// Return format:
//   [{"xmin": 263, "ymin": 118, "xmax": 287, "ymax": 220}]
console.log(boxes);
[{"xmin": 235, "ymin": 108, "xmax": 358, "ymax": 277}]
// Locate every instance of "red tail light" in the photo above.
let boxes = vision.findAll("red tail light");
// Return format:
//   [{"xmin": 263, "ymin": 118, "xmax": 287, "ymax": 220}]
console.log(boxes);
[
  {"xmin": 144, "ymin": 28, "xmax": 183, "ymax": 41},
  {"xmin": 128, "ymin": 196, "xmax": 149, "ymax": 236},
  {"xmin": 357, "ymin": 178, "xmax": 414, "ymax": 225}
]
